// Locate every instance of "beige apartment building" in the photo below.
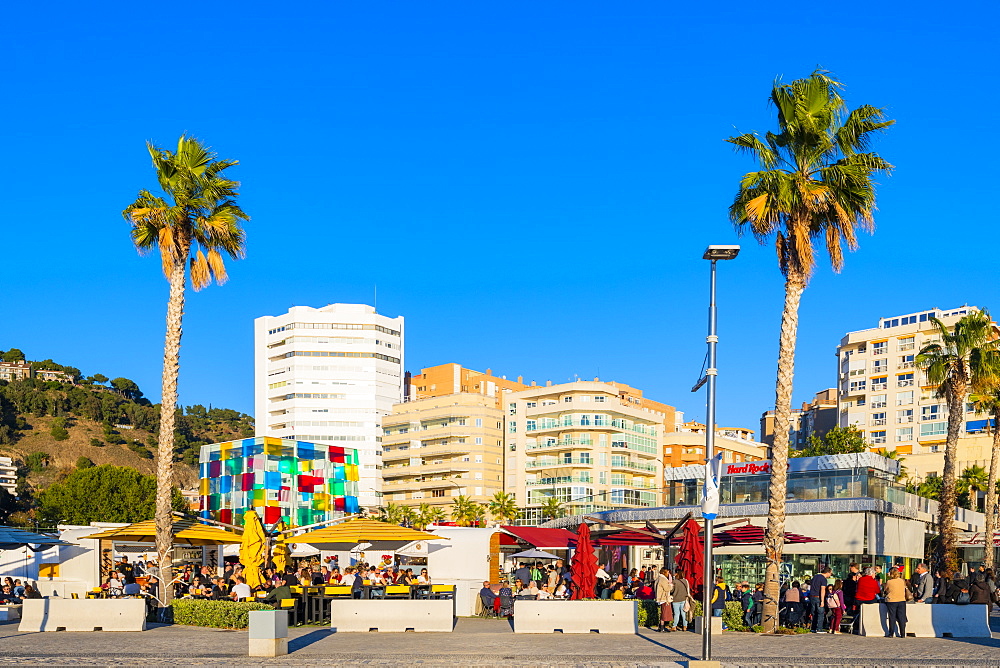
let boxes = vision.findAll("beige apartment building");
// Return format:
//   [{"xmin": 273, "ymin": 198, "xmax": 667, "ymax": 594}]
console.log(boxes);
[
  {"xmin": 837, "ymin": 306, "xmax": 999, "ymax": 481},
  {"xmin": 380, "ymin": 365, "xmax": 527, "ymax": 509},
  {"xmin": 663, "ymin": 420, "xmax": 767, "ymax": 468},
  {"xmin": 760, "ymin": 388, "xmax": 838, "ymax": 451},
  {"xmin": 505, "ymin": 380, "xmax": 673, "ymax": 524}
]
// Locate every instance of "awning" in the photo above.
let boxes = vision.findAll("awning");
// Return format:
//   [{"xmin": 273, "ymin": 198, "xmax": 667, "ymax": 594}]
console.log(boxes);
[
  {"xmin": 84, "ymin": 519, "xmax": 244, "ymax": 546},
  {"xmin": 0, "ymin": 526, "xmax": 72, "ymax": 550},
  {"xmin": 500, "ymin": 526, "xmax": 577, "ymax": 550},
  {"xmin": 284, "ymin": 518, "xmax": 446, "ymax": 551}
]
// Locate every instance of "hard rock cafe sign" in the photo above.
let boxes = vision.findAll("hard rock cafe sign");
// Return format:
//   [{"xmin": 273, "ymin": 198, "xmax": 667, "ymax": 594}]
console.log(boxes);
[{"xmin": 724, "ymin": 462, "xmax": 771, "ymax": 475}]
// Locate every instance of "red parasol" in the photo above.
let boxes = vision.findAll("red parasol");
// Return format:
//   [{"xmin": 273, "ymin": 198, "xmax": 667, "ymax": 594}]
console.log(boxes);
[
  {"xmin": 714, "ymin": 525, "xmax": 824, "ymax": 545},
  {"xmin": 674, "ymin": 518, "xmax": 704, "ymax": 597},
  {"xmin": 570, "ymin": 522, "xmax": 598, "ymax": 600}
]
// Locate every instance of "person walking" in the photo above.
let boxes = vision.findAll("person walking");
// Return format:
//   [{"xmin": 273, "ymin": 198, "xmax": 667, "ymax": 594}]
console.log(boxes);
[
  {"xmin": 671, "ymin": 569, "xmax": 691, "ymax": 631},
  {"xmin": 882, "ymin": 569, "xmax": 908, "ymax": 637},
  {"xmin": 827, "ymin": 579, "xmax": 847, "ymax": 634},
  {"xmin": 655, "ymin": 568, "xmax": 673, "ymax": 632},
  {"xmin": 809, "ymin": 567, "xmax": 832, "ymax": 633}
]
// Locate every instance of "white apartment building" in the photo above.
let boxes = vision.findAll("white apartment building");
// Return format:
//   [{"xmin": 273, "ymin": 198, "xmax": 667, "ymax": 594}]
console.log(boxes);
[
  {"xmin": 0, "ymin": 456, "xmax": 16, "ymax": 494},
  {"xmin": 837, "ymin": 306, "xmax": 998, "ymax": 480},
  {"xmin": 254, "ymin": 303, "xmax": 404, "ymax": 508}
]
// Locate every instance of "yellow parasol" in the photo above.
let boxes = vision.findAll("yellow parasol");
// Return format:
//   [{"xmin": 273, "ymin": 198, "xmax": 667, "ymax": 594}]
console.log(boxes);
[
  {"xmin": 86, "ymin": 518, "xmax": 243, "ymax": 546},
  {"xmin": 271, "ymin": 521, "xmax": 290, "ymax": 574},
  {"xmin": 239, "ymin": 510, "xmax": 266, "ymax": 589},
  {"xmin": 283, "ymin": 518, "xmax": 447, "ymax": 551}
]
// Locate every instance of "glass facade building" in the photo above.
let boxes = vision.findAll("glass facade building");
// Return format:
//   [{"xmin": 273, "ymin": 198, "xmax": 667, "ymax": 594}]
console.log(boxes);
[{"xmin": 198, "ymin": 436, "xmax": 359, "ymax": 526}]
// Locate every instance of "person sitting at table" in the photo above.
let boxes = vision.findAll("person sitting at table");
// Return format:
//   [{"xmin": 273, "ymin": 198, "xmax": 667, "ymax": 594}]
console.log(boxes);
[
  {"xmin": 340, "ymin": 567, "xmax": 356, "ymax": 587},
  {"xmin": 352, "ymin": 567, "xmax": 368, "ymax": 598},
  {"xmin": 106, "ymin": 572, "xmax": 124, "ymax": 597},
  {"xmin": 328, "ymin": 567, "xmax": 342, "ymax": 583},
  {"xmin": 263, "ymin": 576, "xmax": 293, "ymax": 605},
  {"xmin": 205, "ymin": 577, "xmax": 227, "ymax": 600},
  {"xmin": 537, "ymin": 584, "xmax": 554, "ymax": 600},
  {"xmin": 554, "ymin": 581, "xmax": 568, "ymax": 598},
  {"xmin": 23, "ymin": 584, "xmax": 41, "ymax": 600},
  {"xmin": 524, "ymin": 581, "xmax": 541, "ymax": 599},
  {"xmin": 230, "ymin": 576, "xmax": 252, "ymax": 601},
  {"xmin": 479, "ymin": 580, "xmax": 498, "ymax": 609},
  {"xmin": 417, "ymin": 568, "xmax": 431, "ymax": 585},
  {"xmin": 498, "ymin": 584, "xmax": 515, "ymax": 618},
  {"xmin": 0, "ymin": 585, "xmax": 21, "ymax": 604},
  {"xmin": 320, "ymin": 566, "xmax": 331, "ymax": 584}
]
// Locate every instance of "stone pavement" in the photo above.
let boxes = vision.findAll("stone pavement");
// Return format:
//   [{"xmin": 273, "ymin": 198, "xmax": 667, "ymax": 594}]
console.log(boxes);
[{"xmin": 2, "ymin": 616, "xmax": 1000, "ymax": 666}]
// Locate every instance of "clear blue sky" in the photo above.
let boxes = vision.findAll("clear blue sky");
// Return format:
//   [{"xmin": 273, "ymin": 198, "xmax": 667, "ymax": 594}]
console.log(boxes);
[{"xmin": 3, "ymin": 1, "xmax": 996, "ymax": 434}]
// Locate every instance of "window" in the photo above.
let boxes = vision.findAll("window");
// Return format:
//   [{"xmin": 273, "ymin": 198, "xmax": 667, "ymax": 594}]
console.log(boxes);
[
  {"xmin": 563, "ymin": 396, "xmax": 573, "ymax": 403},
  {"xmin": 896, "ymin": 409, "xmax": 914, "ymax": 423},
  {"xmin": 896, "ymin": 373, "xmax": 914, "ymax": 387},
  {"xmin": 871, "ymin": 377, "xmax": 888, "ymax": 391},
  {"xmin": 871, "ymin": 394, "xmax": 887, "ymax": 409},
  {"xmin": 475, "ymin": 455, "xmax": 483, "ymax": 463},
  {"xmin": 872, "ymin": 360, "xmax": 888, "ymax": 373},
  {"xmin": 896, "ymin": 427, "xmax": 913, "ymax": 442},
  {"xmin": 509, "ymin": 403, "xmax": 516, "ymax": 415},
  {"xmin": 898, "ymin": 336, "xmax": 915, "ymax": 351},
  {"xmin": 870, "ymin": 430, "xmax": 887, "ymax": 444},
  {"xmin": 594, "ymin": 396, "xmax": 606, "ymax": 402},
  {"xmin": 508, "ymin": 422, "xmax": 516, "ymax": 434},
  {"xmin": 872, "ymin": 341, "xmax": 887, "ymax": 355},
  {"xmin": 463, "ymin": 456, "xmax": 471, "ymax": 462},
  {"xmin": 457, "ymin": 419, "xmax": 466, "ymax": 426},
  {"xmin": 920, "ymin": 422, "xmax": 947, "ymax": 437},
  {"xmin": 849, "ymin": 380, "xmax": 867, "ymax": 393},
  {"xmin": 525, "ymin": 420, "xmax": 536, "ymax": 431},
  {"xmin": 871, "ymin": 412, "xmax": 887, "ymax": 426},
  {"xmin": 475, "ymin": 437, "xmax": 483, "ymax": 445},
  {"xmin": 526, "ymin": 402, "xmax": 537, "ymax": 408},
  {"xmin": 475, "ymin": 418, "xmax": 482, "ymax": 427},
  {"xmin": 580, "ymin": 396, "xmax": 591, "ymax": 402},
  {"xmin": 899, "ymin": 354, "xmax": 915, "ymax": 369},
  {"xmin": 431, "ymin": 489, "xmax": 446, "ymax": 498},
  {"xmin": 921, "ymin": 405, "xmax": 942, "ymax": 421}
]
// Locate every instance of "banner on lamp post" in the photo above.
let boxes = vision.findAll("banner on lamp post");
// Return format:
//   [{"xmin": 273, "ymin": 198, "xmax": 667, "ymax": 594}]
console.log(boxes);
[{"xmin": 702, "ymin": 453, "xmax": 723, "ymax": 520}]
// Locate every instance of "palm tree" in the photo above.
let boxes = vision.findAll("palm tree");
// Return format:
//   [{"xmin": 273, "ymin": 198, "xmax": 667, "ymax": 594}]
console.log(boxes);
[
  {"xmin": 486, "ymin": 491, "xmax": 519, "ymax": 526},
  {"xmin": 958, "ymin": 465, "xmax": 989, "ymax": 511},
  {"xmin": 411, "ymin": 503, "xmax": 446, "ymax": 531},
  {"xmin": 873, "ymin": 448, "xmax": 909, "ymax": 483},
  {"xmin": 123, "ymin": 136, "xmax": 247, "ymax": 603},
  {"xmin": 376, "ymin": 502, "xmax": 409, "ymax": 525},
  {"xmin": 727, "ymin": 71, "xmax": 893, "ymax": 632},
  {"xmin": 451, "ymin": 495, "xmax": 479, "ymax": 527},
  {"xmin": 917, "ymin": 310, "xmax": 1000, "ymax": 571},
  {"xmin": 540, "ymin": 496, "xmax": 565, "ymax": 521},
  {"xmin": 972, "ymin": 386, "xmax": 1000, "ymax": 569}
]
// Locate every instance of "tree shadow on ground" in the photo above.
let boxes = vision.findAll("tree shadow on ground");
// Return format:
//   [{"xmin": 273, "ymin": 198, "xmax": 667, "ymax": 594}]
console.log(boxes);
[{"xmin": 289, "ymin": 628, "xmax": 333, "ymax": 651}]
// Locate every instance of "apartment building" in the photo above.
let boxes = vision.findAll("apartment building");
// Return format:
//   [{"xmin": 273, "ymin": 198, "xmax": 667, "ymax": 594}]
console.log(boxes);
[
  {"xmin": 407, "ymin": 363, "xmax": 527, "ymax": 406},
  {"xmin": 837, "ymin": 306, "xmax": 999, "ymax": 481},
  {"xmin": 254, "ymin": 303, "xmax": 404, "ymax": 508},
  {"xmin": 663, "ymin": 420, "xmax": 767, "ymax": 468},
  {"xmin": 0, "ymin": 362, "xmax": 32, "ymax": 382},
  {"xmin": 759, "ymin": 388, "xmax": 838, "ymax": 450},
  {"xmin": 0, "ymin": 456, "xmax": 16, "ymax": 494},
  {"xmin": 505, "ymin": 380, "xmax": 673, "ymax": 524}
]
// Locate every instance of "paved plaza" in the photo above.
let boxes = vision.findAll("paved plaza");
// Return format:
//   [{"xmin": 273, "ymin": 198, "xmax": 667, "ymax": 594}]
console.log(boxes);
[{"xmin": 2, "ymin": 616, "xmax": 1000, "ymax": 667}]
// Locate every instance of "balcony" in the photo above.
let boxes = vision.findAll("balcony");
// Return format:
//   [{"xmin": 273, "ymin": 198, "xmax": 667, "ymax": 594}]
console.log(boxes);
[
  {"xmin": 611, "ymin": 460, "xmax": 657, "ymax": 473},
  {"xmin": 526, "ymin": 476, "xmax": 593, "ymax": 486},
  {"xmin": 526, "ymin": 458, "xmax": 592, "ymax": 469},
  {"xmin": 870, "ymin": 402, "xmax": 887, "ymax": 409},
  {"xmin": 526, "ymin": 419, "xmax": 657, "ymax": 436},
  {"xmin": 870, "ymin": 437, "xmax": 887, "ymax": 444},
  {"xmin": 899, "ymin": 361, "xmax": 915, "ymax": 369},
  {"xmin": 897, "ymin": 416, "xmax": 914, "ymax": 423},
  {"xmin": 526, "ymin": 439, "xmax": 594, "ymax": 452},
  {"xmin": 871, "ymin": 419, "xmax": 887, "ymax": 426},
  {"xmin": 871, "ymin": 383, "xmax": 888, "ymax": 391},
  {"xmin": 897, "ymin": 379, "xmax": 915, "ymax": 387},
  {"xmin": 898, "ymin": 343, "xmax": 916, "ymax": 351},
  {"xmin": 872, "ymin": 347, "xmax": 887, "ymax": 356}
]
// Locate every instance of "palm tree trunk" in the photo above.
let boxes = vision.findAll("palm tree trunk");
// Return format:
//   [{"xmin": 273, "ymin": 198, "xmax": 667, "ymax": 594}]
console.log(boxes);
[
  {"xmin": 939, "ymin": 382, "xmax": 967, "ymax": 574},
  {"xmin": 761, "ymin": 271, "xmax": 804, "ymax": 633},
  {"xmin": 155, "ymin": 244, "xmax": 189, "ymax": 605},
  {"xmin": 984, "ymin": 412, "xmax": 1000, "ymax": 571}
]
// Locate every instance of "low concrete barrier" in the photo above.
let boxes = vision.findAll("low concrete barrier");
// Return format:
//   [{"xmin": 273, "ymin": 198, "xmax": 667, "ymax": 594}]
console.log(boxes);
[
  {"xmin": 860, "ymin": 602, "xmax": 991, "ymax": 638},
  {"xmin": 19, "ymin": 598, "xmax": 147, "ymax": 632},
  {"xmin": 513, "ymin": 600, "xmax": 638, "ymax": 634},
  {"xmin": 330, "ymin": 599, "xmax": 454, "ymax": 632},
  {"xmin": 249, "ymin": 610, "xmax": 288, "ymax": 657}
]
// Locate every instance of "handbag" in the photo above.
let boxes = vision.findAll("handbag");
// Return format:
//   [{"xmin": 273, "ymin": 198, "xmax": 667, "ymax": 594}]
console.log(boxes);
[{"xmin": 683, "ymin": 599, "xmax": 691, "ymax": 613}]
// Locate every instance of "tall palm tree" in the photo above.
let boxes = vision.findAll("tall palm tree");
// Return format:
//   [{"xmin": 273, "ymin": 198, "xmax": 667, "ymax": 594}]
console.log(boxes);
[
  {"xmin": 377, "ymin": 502, "xmax": 408, "ymax": 525},
  {"xmin": 972, "ymin": 386, "xmax": 1000, "ymax": 569},
  {"xmin": 123, "ymin": 136, "xmax": 247, "ymax": 603},
  {"xmin": 727, "ymin": 71, "xmax": 893, "ymax": 632},
  {"xmin": 486, "ymin": 491, "xmax": 519, "ymax": 526},
  {"xmin": 917, "ymin": 311, "xmax": 1000, "ymax": 571}
]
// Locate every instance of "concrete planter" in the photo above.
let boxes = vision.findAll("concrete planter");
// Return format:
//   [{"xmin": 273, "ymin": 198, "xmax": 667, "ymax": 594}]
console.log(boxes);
[
  {"xmin": 860, "ymin": 602, "xmax": 991, "ymax": 638},
  {"xmin": 19, "ymin": 599, "xmax": 147, "ymax": 632},
  {"xmin": 330, "ymin": 599, "xmax": 455, "ymax": 632},
  {"xmin": 513, "ymin": 600, "xmax": 638, "ymax": 634}
]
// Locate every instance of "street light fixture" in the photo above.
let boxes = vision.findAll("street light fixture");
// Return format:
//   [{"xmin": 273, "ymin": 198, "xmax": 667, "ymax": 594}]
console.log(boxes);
[{"xmin": 697, "ymin": 244, "xmax": 739, "ymax": 662}]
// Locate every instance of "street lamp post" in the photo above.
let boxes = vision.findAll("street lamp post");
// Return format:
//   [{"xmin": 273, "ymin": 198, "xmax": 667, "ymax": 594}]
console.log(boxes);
[{"xmin": 698, "ymin": 244, "xmax": 739, "ymax": 662}]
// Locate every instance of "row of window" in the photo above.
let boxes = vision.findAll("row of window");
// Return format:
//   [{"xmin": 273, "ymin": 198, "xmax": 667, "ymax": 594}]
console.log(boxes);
[
  {"xmin": 267, "ymin": 322, "xmax": 401, "ymax": 337},
  {"xmin": 278, "ymin": 351, "xmax": 401, "ymax": 364},
  {"xmin": 510, "ymin": 396, "xmax": 609, "ymax": 414}
]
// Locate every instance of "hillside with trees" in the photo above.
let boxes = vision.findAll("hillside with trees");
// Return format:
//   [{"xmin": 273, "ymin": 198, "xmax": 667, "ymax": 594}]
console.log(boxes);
[{"xmin": 0, "ymin": 347, "xmax": 253, "ymax": 520}]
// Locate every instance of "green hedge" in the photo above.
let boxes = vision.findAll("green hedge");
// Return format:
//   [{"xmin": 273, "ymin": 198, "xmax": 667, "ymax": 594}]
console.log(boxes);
[
  {"xmin": 636, "ymin": 599, "xmax": 706, "ymax": 627},
  {"xmin": 170, "ymin": 599, "xmax": 275, "ymax": 629}
]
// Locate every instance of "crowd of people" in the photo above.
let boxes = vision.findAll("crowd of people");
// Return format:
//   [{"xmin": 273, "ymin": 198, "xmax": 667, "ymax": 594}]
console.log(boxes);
[{"xmin": 0, "ymin": 577, "xmax": 42, "ymax": 604}]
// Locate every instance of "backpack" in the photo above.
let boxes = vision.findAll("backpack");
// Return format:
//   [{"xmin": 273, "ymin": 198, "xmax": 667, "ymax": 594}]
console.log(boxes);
[
  {"xmin": 957, "ymin": 590, "xmax": 971, "ymax": 604},
  {"xmin": 826, "ymin": 591, "xmax": 839, "ymax": 608}
]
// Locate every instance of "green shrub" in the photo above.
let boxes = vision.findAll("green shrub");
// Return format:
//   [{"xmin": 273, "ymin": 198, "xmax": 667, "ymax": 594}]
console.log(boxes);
[
  {"xmin": 170, "ymin": 599, "xmax": 275, "ymax": 629},
  {"xmin": 75, "ymin": 457, "xmax": 94, "ymax": 469},
  {"xmin": 89, "ymin": 437, "xmax": 104, "ymax": 447},
  {"xmin": 637, "ymin": 599, "xmax": 705, "ymax": 628},
  {"xmin": 722, "ymin": 600, "xmax": 747, "ymax": 631}
]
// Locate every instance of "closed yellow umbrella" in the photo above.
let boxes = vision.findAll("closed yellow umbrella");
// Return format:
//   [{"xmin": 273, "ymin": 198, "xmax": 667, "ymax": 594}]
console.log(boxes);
[
  {"xmin": 86, "ymin": 518, "xmax": 243, "ymax": 546},
  {"xmin": 239, "ymin": 510, "xmax": 266, "ymax": 589},
  {"xmin": 271, "ymin": 521, "xmax": 290, "ymax": 574}
]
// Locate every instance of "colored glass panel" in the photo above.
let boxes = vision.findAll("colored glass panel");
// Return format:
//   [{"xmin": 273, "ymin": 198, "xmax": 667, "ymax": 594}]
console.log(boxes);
[
  {"xmin": 264, "ymin": 506, "xmax": 281, "ymax": 524},
  {"xmin": 241, "ymin": 473, "xmax": 254, "ymax": 492}
]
